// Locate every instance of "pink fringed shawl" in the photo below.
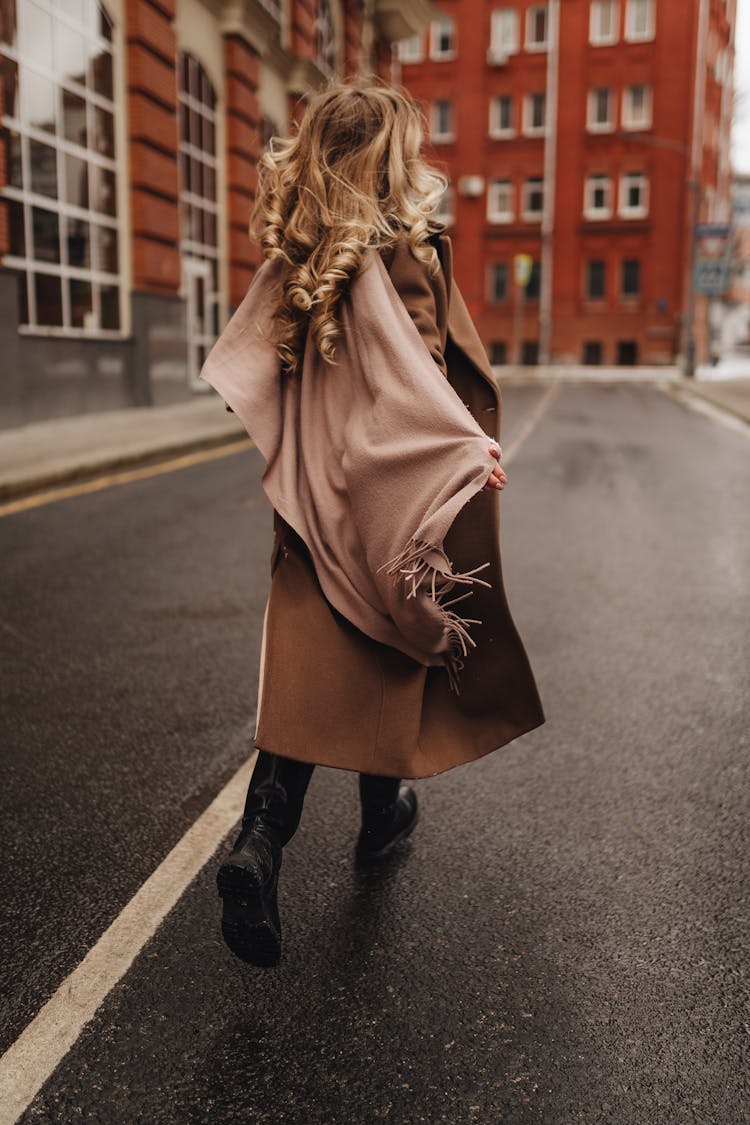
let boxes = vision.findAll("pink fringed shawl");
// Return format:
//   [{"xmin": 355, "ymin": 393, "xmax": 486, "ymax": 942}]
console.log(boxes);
[{"xmin": 199, "ymin": 248, "xmax": 501, "ymax": 693}]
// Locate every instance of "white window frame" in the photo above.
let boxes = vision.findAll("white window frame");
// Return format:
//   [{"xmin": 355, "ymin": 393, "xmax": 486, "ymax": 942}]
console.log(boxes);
[
  {"xmin": 487, "ymin": 178, "xmax": 514, "ymax": 223},
  {"xmin": 587, "ymin": 87, "xmax": 615, "ymax": 132},
  {"xmin": 583, "ymin": 174, "xmax": 613, "ymax": 219},
  {"xmin": 398, "ymin": 33, "xmax": 424, "ymax": 63},
  {"xmin": 522, "ymin": 177, "xmax": 544, "ymax": 221},
  {"xmin": 590, "ymin": 0, "xmax": 619, "ymax": 45},
  {"xmin": 430, "ymin": 99, "xmax": 455, "ymax": 143},
  {"xmin": 619, "ymin": 172, "xmax": 649, "ymax": 218},
  {"xmin": 430, "ymin": 16, "xmax": 456, "ymax": 61},
  {"xmin": 435, "ymin": 183, "xmax": 455, "ymax": 227},
  {"xmin": 489, "ymin": 94, "xmax": 515, "ymax": 138},
  {"xmin": 523, "ymin": 91, "xmax": 546, "ymax": 136},
  {"xmin": 490, "ymin": 9, "xmax": 519, "ymax": 55},
  {"xmin": 625, "ymin": 0, "xmax": 655, "ymax": 43},
  {"xmin": 0, "ymin": 0, "xmax": 124, "ymax": 337},
  {"xmin": 487, "ymin": 261, "xmax": 510, "ymax": 303},
  {"xmin": 525, "ymin": 5, "xmax": 549, "ymax": 52},
  {"xmin": 622, "ymin": 83, "xmax": 652, "ymax": 129}
]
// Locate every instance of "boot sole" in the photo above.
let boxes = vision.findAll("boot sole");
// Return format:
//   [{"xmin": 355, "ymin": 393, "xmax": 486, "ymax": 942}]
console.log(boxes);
[
  {"xmin": 216, "ymin": 862, "xmax": 281, "ymax": 968},
  {"xmin": 355, "ymin": 806, "xmax": 420, "ymax": 865}
]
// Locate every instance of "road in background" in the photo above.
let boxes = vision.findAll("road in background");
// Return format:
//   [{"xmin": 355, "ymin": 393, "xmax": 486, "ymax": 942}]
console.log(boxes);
[{"xmin": 1, "ymin": 384, "xmax": 747, "ymax": 1123}]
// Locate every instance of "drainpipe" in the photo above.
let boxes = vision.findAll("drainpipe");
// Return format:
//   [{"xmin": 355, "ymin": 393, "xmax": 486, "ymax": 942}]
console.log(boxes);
[
  {"xmin": 538, "ymin": 0, "xmax": 560, "ymax": 366},
  {"xmin": 683, "ymin": 0, "xmax": 710, "ymax": 376}
]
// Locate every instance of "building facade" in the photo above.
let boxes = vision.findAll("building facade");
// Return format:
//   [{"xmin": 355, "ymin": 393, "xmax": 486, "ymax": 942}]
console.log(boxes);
[
  {"xmin": 396, "ymin": 0, "xmax": 737, "ymax": 368},
  {"xmin": 0, "ymin": 0, "xmax": 438, "ymax": 426}
]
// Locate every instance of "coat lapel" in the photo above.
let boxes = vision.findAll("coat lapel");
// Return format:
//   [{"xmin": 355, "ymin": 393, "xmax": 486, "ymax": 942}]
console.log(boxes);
[{"xmin": 438, "ymin": 233, "xmax": 499, "ymax": 400}]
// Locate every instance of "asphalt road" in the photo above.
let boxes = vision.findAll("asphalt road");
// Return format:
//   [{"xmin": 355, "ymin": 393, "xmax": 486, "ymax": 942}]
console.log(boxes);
[{"xmin": 1, "ymin": 383, "xmax": 748, "ymax": 1123}]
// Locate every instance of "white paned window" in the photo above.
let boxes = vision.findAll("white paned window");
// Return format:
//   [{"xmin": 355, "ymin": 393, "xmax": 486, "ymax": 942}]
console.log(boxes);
[
  {"xmin": 431, "ymin": 99, "xmax": 455, "ymax": 142},
  {"xmin": 625, "ymin": 0, "xmax": 655, "ymax": 42},
  {"xmin": 522, "ymin": 177, "xmax": 544, "ymax": 220},
  {"xmin": 526, "ymin": 5, "xmax": 548, "ymax": 50},
  {"xmin": 622, "ymin": 83, "xmax": 652, "ymax": 128},
  {"xmin": 587, "ymin": 87, "xmax": 615, "ymax": 131},
  {"xmin": 435, "ymin": 183, "xmax": 455, "ymax": 226},
  {"xmin": 489, "ymin": 9, "xmax": 519, "ymax": 57},
  {"xmin": 523, "ymin": 92, "xmax": 546, "ymax": 135},
  {"xmin": 583, "ymin": 174, "xmax": 613, "ymax": 218},
  {"xmin": 430, "ymin": 16, "xmax": 456, "ymax": 60},
  {"xmin": 619, "ymin": 171, "xmax": 649, "ymax": 217},
  {"xmin": 590, "ymin": 0, "xmax": 619, "ymax": 44},
  {"xmin": 487, "ymin": 178, "xmax": 514, "ymax": 222},
  {"xmin": 489, "ymin": 94, "xmax": 514, "ymax": 137},
  {"xmin": 398, "ymin": 33, "xmax": 424, "ymax": 63},
  {"xmin": 487, "ymin": 262, "xmax": 509, "ymax": 302},
  {"xmin": 0, "ymin": 0, "xmax": 122, "ymax": 334}
]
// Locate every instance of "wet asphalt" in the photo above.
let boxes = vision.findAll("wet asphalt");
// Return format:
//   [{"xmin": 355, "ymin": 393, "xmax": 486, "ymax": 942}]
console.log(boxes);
[{"xmin": 1, "ymin": 383, "xmax": 748, "ymax": 1124}]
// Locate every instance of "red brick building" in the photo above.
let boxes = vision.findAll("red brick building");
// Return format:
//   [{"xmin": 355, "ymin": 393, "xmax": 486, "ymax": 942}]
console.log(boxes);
[
  {"xmin": 0, "ymin": 0, "xmax": 435, "ymax": 425},
  {"xmin": 396, "ymin": 0, "xmax": 737, "ymax": 368}
]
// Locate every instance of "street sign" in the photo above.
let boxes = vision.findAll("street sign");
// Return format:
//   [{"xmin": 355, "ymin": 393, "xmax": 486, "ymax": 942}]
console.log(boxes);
[
  {"xmin": 514, "ymin": 253, "xmax": 533, "ymax": 287},
  {"xmin": 693, "ymin": 223, "xmax": 732, "ymax": 296}
]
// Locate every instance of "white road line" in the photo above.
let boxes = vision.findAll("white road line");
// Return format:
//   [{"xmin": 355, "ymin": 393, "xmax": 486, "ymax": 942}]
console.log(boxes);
[
  {"xmin": 0, "ymin": 382, "xmax": 561, "ymax": 1123},
  {"xmin": 661, "ymin": 383, "xmax": 750, "ymax": 441},
  {"xmin": 501, "ymin": 381, "xmax": 561, "ymax": 465},
  {"xmin": 0, "ymin": 742, "xmax": 258, "ymax": 1125}
]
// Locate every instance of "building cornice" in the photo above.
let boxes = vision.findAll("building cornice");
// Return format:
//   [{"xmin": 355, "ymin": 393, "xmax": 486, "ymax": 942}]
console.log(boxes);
[{"xmin": 372, "ymin": 0, "xmax": 442, "ymax": 41}]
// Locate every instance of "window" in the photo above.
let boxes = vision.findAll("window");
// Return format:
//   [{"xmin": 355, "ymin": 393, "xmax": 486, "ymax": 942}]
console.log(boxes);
[
  {"xmin": 625, "ymin": 0, "xmax": 654, "ymax": 42},
  {"xmin": 489, "ymin": 341, "xmax": 508, "ymax": 365},
  {"xmin": 522, "ymin": 177, "xmax": 544, "ymax": 220},
  {"xmin": 521, "ymin": 339, "xmax": 539, "ymax": 364},
  {"xmin": 523, "ymin": 92, "xmax": 546, "ymax": 135},
  {"xmin": 622, "ymin": 83, "xmax": 652, "ymax": 129},
  {"xmin": 488, "ymin": 262, "xmax": 509, "ymax": 302},
  {"xmin": 489, "ymin": 94, "xmax": 514, "ymax": 137},
  {"xmin": 617, "ymin": 340, "xmax": 638, "ymax": 364},
  {"xmin": 583, "ymin": 340, "xmax": 604, "ymax": 364},
  {"xmin": 590, "ymin": 0, "xmax": 619, "ymax": 44},
  {"xmin": 488, "ymin": 178, "xmax": 514, "ymax": 222},
  {"xmin": 431, "ymin": 99, "xmax": 455, "ymax": 142},
  {"xmin": 489, "ymin": 9, "xmax": 519, "ymax": 56},
  {"xmin": 0, "ymin": 0, "xmax": 121, "ymax": 333},
  {"xmin": 587, "ymin": 87, "xmax": 614, "ymax": 132},
  {"xmin": 584, "ymin": 174, "xmax": 613, "ymax": 218},
  {"xmin": 526, "ymin": 5, "xmax": 548, "ymax": 50},
  {"xmin": 435, "ymin": 183, "xmax": 455, "ymax": 226},
  {"xmin": 526, "ymin": 262, "xmax": 541, "ymax": 299},
  {"xmin": 619, "ymin": 172, "xmax": 649, "ymax": 217},
  {"xmin": 430, "ymin": 16, "xmax": 456, "ymax": 60},
  {"xmin": 621, "ymin": 258, "xmax": 641, "ymax": 296},
  {"xmin": 398, "ymin": 33, "xmax": 424, "ymax": 63},
  {"xmin": 586, "ymin": 259, "xmax": 607, "ymax": 299}
]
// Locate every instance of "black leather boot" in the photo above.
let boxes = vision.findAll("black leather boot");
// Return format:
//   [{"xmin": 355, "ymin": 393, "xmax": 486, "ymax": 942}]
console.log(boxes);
[
  {"xmin": 356, "ymin": 772, "xmax": 419, "ymax": 864},
  {"xmin": 217, "ymin": 750, "xmax": 314, "ymax": 967}
]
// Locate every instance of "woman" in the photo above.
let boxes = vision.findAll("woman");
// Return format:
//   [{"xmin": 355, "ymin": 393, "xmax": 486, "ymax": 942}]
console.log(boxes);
[{"xmin": 200, "ymin": 79, "xmax": 545, "ymax": 969}]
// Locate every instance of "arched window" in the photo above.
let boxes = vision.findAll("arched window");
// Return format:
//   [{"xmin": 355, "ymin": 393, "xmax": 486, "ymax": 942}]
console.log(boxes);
[
  {"xmin": 177, "ymin": 52, "xmax": 219, "ymax": 384},
  {"xmin": 0, "ymin": 0, "xmax": 121, "ymax": 332}
]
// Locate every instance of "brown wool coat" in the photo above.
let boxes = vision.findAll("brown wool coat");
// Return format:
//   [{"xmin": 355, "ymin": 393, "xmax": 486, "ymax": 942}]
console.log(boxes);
[{"xmin": 253, "ymin": 231, "xmax": 545, "ymax": 779}]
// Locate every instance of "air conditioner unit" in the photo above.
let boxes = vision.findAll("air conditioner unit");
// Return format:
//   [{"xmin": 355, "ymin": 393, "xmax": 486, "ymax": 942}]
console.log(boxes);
[{"xmin": 487, "ymin": 46, "xmax": 510, "ymax": 66}]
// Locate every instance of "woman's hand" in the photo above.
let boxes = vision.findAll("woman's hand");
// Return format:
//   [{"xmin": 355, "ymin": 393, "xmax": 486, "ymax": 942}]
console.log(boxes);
[{"xmin": 482, "ymin": 444, "xmax": 507, "ymax": 492}]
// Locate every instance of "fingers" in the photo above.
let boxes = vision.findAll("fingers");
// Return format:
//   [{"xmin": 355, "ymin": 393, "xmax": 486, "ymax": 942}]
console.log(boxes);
[{"xmin": 483, "ymin": 464, "xmax": 507, "ymax": 492}]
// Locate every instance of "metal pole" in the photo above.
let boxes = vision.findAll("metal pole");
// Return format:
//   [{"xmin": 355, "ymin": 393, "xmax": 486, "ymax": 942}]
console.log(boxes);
[
  {"xmin": 683, "ymin": 0, "xmax": 710, "ymax": 377},
  {"xmin": 538, "ymin": 0, "xmax": 560, "ymax": 366}
]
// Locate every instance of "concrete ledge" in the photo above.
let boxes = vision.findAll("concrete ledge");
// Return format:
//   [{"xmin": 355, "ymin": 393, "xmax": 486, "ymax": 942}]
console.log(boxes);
[{"xmin": 0, "ymin": 396, "xmax": 249, "ymax": 500}]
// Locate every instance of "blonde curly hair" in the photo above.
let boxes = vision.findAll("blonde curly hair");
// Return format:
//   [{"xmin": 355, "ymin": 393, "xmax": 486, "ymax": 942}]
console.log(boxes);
[{"xmin": 250, "ymin": 77, "xmax": 448, "ymax": 375}]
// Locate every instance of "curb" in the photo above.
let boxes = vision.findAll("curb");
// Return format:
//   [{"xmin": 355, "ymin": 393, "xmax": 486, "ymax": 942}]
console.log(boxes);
[
  {"xmin": 0, "ymin": 429, "xmax": 251, "ymax": 502},
  {"xmin": 663, "ymin": 382, "xmax": 750, "ymax": 434}
]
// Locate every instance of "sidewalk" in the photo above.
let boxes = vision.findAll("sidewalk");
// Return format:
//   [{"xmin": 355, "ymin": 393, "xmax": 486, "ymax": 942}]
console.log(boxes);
[
  {"xmin": 0, "ymin": 394, "xmax": 247, "ymax": 500},
  {"xmin": 1, "ymin": 374, "xmax": 747, "ymax": 502}
]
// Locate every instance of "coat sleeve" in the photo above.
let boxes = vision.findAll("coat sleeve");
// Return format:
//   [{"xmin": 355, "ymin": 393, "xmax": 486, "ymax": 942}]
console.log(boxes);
[{"xmin": 385, "ymin": 237, "xmax": 448, "ymax": 378}]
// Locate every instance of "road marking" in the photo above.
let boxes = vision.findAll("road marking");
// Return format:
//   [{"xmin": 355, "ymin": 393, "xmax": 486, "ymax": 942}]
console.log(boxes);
[
  {"xmin": 0, "ymin": 439, "xmax": 251, "ymax": 518},
  {"xmin": 661, "ymin": 383, "xmax": 750, "ymax": 441},
  {"xmin": 501, "ymin": 381, "xmax": 561, "ymax": 465},
  {"xmin": 0, "ymin": 743, "xmax": 258, "ymax": 1125}
]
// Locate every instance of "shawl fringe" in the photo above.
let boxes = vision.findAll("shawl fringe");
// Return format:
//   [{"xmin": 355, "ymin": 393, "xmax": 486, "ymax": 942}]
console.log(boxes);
[{"xmin": 377, "ymin": 537, "xmax": 491, "ymax": 694}]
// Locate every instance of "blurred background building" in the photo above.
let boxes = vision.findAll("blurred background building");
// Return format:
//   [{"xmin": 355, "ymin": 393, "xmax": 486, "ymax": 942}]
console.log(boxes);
[
  {"xmin": 398, "ymin": 0, "xmax": 737, "ymax": 371},
  {"xmin": 0, "ymin": 0, "xmax": 438, "ymax": 426},
  {"xmin": 0, "ymin": 0, "xmax": 743, "ymax": 427}
]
